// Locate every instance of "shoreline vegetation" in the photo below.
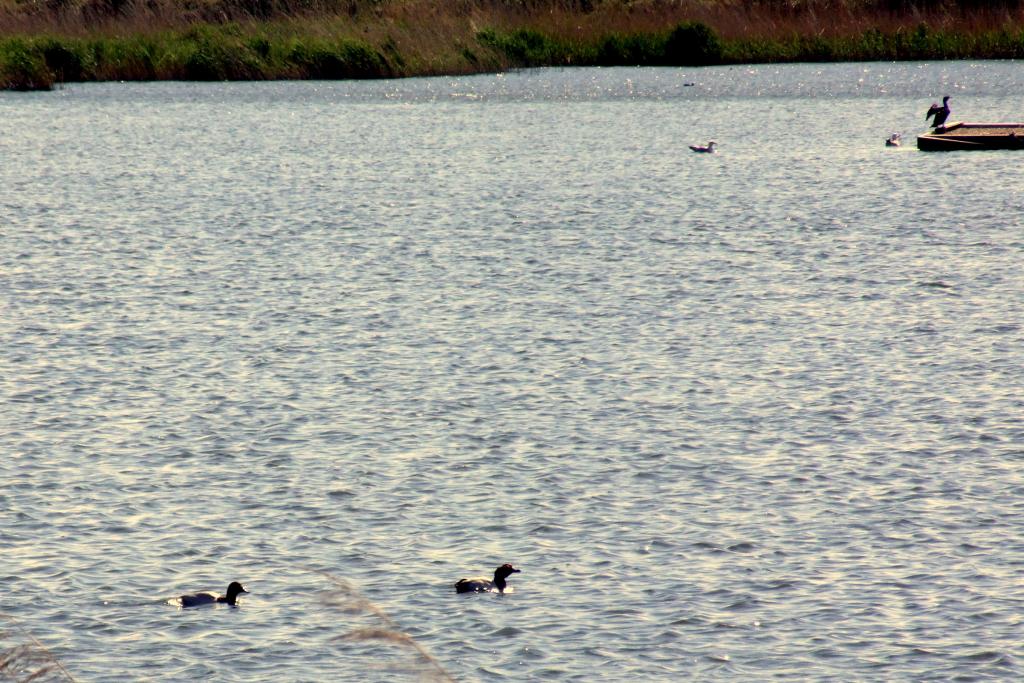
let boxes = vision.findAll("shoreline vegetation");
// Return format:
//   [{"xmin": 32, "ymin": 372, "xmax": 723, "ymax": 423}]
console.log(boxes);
[{"xmin": 3, "ymin": 1, "xmax": 1024, "ymax": 90}]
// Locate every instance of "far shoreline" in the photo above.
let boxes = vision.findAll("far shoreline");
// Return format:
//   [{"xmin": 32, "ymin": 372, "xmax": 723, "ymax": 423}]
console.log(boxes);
[{"xmin": 4, "ymin": 0, "xmax": 1024, "ymax": 91}]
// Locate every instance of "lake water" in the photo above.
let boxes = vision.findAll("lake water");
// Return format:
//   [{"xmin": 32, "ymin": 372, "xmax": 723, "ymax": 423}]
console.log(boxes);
[{"xmin": 2, "ymin": 61, "xmax": 1023, "ymax": 682}]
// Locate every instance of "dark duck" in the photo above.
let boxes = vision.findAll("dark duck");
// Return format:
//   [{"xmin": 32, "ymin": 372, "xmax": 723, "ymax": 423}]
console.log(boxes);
[
  {"xmin": 454, "ymin": 564, "xmax": 520, "ymax": 594},
  {"xmin": 926, "ymin": 96, "xmax": 951, "ymax": 128},
  {"xmin": 179, "ymin": 581, "xmax": 249, "ymax": 607}
]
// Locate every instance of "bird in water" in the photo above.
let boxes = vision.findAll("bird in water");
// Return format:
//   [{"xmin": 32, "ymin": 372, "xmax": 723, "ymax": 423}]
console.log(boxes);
[
  {"xmin": 689, "ymin": 141, "xmax": 717, "ymax": 153},
  {"xmin": 926, "ymin": 96, "xmax": 951, "ymax": 128},
  {"xmin": 179, "ymin": 581, "xmax": 249, "ymax": 607},
  {"xmin": 454, "ymin": 564, "xmax": 520, "ymax": 594},
  {"xmin": 885, "ymin": 133, "xmax": 902, "ymax": 147}
]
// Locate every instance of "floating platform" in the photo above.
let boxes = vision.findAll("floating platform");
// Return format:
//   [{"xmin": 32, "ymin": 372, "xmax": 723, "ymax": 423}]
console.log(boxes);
[{"xmin": 917, "ymin": 122, "xmax": 1024, "ymax": 151}]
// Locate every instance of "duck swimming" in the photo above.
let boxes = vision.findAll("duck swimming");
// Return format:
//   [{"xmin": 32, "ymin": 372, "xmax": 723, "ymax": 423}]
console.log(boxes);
[
  {"xmin": 454, "ymin": 564, "xmax": 520, "ymax": 594},
  {"xmin": 885, "ymin": 133, "xmax": 902, "ymax": 147},
  {"xmin": 689, "ymin": 141, "xmax": 717, "ymax": 153},
  {"xmin": 179, "ymin": 581, "xmax": 248, "ymax": 607}
]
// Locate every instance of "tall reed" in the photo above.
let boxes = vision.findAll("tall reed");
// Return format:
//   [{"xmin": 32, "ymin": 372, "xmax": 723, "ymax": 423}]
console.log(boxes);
[
  {"xmin": 315, "ymin": 570, "xmax": 457, "ymax": 682},
  {"xmin": 0, "ymin": 614, "xmax": 77, "ymax": 683}
]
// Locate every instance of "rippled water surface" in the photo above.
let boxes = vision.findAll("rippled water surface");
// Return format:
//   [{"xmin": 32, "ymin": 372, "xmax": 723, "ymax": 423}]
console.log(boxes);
[{"xmin": 3, "ymin": 62, "xmax": 1024, "ymax": 681}]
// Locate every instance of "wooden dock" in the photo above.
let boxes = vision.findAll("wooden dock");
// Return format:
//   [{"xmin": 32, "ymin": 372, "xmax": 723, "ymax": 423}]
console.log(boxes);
[{"xmin": 918, "ymin": 122, "xmax": 1024, "ymax": 151}]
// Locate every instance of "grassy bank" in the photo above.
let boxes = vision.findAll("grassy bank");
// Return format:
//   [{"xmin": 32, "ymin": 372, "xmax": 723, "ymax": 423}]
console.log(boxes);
[{"xmin": 3, "ymin": 0, "xmax": 1024, "ymax": 90}]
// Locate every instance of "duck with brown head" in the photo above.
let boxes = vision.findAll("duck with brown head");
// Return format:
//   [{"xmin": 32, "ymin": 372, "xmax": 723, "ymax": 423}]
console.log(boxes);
[{"xmin": 454, "ymin": 564, "xmax": 521, "ymax": 594}]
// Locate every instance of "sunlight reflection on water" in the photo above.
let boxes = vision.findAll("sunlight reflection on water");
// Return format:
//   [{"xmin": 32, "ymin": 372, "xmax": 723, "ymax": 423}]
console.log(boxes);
[{"xmin": 2, "ymin": 62, "xmax": 1024, "ymax": 681}]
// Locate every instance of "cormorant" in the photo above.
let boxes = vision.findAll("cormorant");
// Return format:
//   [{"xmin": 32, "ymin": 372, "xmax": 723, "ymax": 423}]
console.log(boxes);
[{"xmin": 926, "ymin": 96, "xmax": 951, "ymax": 128}]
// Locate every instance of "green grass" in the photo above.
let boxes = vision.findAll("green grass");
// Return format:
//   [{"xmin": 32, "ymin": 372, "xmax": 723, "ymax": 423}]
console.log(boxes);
[
  {"xmin": 0, "ymin": 25, "xmax": 394, "ymax": 88},
  {"xmin": 722, "ymin": 24, "xmax": 1024, "ymax": 63},
  {"xmin": 476, "ymin": 21, "xmax": 1024, "ymax": 68},
  {"xmin": 0, "ymin": 38, "xmax": 55, "ymax": 90},
  {"xmin": 474, "ymin": 22, "xmax": 725, "ymax": 68}
]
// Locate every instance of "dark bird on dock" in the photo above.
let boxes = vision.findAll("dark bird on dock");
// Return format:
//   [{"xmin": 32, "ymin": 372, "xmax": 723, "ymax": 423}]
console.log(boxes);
[{"xmin": 926, "ymin": 96, "xmax": 951, "ymax": 128}]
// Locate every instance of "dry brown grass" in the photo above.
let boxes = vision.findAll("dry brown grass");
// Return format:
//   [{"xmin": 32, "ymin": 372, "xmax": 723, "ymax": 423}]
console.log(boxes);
[
  {"xmin": 0, "ymin": 614, "xmax": 76, "ymax": 683},
  {"xmin": 315, "ymin": 570, "xmax": 457, "ymax": 683},
  {"xmin": 4, "ymin": 0, "xmax": 1024, "ymax": 41}
]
